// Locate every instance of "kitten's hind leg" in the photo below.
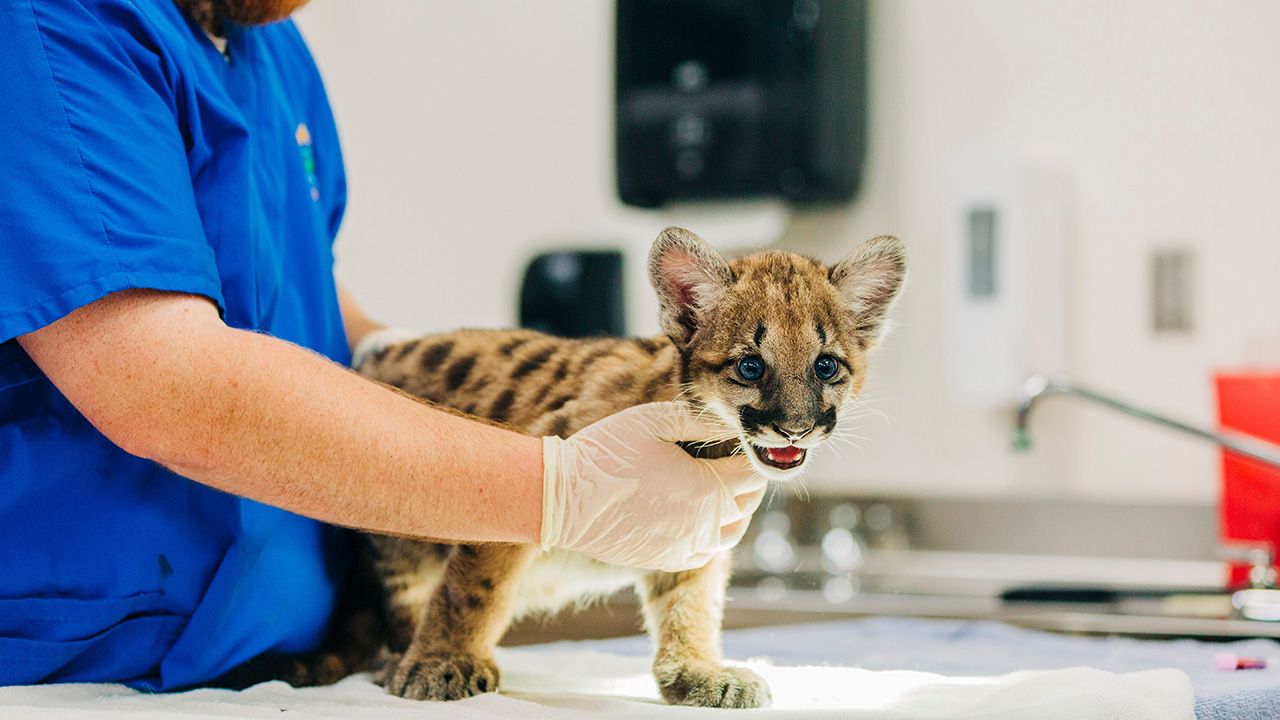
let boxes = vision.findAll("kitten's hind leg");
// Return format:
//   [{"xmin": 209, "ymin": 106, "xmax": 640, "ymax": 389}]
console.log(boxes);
[
  {"xmin": 383, "ymin": 543, "xmax": 536, "ymax": 701},
  {"xmin": 640, "ymin": 554, "xmax": 771, "ymax": 708}
]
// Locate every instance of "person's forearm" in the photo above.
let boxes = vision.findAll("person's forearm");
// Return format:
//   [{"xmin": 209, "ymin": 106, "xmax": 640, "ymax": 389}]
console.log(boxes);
[
  {"xmin": 337, "ymin": 285, "xmax": 385, "ymax": 354},
  {"xmin": 19, "ymin": 291, "xmax": 542, "ymax": 544},
  {"xmin": 155, "ymin": 327, "xmax": 544, "ymax": 543}
]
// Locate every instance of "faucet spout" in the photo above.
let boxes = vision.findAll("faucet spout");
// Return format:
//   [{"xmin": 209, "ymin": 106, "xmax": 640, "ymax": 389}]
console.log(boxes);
[
  {"xmin": 1013, "ymin": 375, "xmax": 1056, "ymax": 451},
  {"xmin": 1012, "ymin": 373, "xmax": 1280, "ymax": 472}
]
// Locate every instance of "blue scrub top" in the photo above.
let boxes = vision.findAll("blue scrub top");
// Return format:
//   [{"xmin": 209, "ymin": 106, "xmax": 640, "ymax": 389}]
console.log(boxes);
[{"xmin": 0, "ymin": 0, "xmax": 352, "ymax": 690}]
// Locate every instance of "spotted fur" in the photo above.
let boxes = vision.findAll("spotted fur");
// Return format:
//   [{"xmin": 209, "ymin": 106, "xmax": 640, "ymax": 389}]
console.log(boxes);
[{"xmin": 217, "ymin": 228, "xmax": 906, "ymax": 707}]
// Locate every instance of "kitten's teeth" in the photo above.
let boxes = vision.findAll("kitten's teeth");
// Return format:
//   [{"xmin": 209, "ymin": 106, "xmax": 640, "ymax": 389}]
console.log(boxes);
[{"xmin": 765, "ymin": 446, "xmax": 803, "ymax": 464}]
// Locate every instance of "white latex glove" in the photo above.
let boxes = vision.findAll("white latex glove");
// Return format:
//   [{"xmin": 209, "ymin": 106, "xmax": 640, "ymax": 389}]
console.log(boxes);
[
  {"xmin": 350, "ymin": 326, "xmax": 423, "ymax": 369},
  {"xmin": 541, "ymin": 401, "xmax": 767, "ymax": 572}
]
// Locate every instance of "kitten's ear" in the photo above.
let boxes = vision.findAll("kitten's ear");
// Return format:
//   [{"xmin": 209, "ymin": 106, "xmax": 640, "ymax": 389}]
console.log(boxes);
[
  {"xmin": 829, "ymin": 235, "xmax": 907, "ymax": 346},
  {"xmin": 648, "ymin": 227, "xmax": 734, "ymax": 346}
]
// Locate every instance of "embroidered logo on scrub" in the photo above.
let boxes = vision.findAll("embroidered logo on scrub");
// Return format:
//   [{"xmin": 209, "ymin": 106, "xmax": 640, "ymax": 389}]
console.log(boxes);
[{"xmin": 296, "ymin": 123, "xmax": 321, "ymax": 202}]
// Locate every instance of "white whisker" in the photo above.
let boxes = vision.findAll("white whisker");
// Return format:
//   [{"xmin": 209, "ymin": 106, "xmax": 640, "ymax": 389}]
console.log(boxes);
[
  {"xmin": 791, "ymin": 480, "xmax": 811, "ymax": 504},
  {"xmin": 763, "ymin": 483, "xmax": 782, "ymax": 511}
]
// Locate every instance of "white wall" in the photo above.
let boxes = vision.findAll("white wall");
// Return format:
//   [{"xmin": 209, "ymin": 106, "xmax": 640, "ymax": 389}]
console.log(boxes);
[
  {"xmin": 293, "ymin": 0, "xmax": 787, "ymax": 339},
  {"xmin": 296, "ymin": 1, "xmax": 1280, "ymax": 505}
]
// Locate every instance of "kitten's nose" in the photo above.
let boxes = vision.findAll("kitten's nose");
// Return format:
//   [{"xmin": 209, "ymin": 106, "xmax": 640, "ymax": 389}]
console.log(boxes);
[{"xmin": 773, "ymin": 423, "xmax": 814, "ymax": 442}]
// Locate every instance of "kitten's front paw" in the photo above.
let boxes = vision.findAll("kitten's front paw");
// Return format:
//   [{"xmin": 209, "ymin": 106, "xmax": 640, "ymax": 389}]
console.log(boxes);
[
  {"xmin": 655, "ymin": 663, "xmax": 771, "ymax": 709},
  {"xmin": 369, "ymin": 651, "xmax": 402, "ymax": 686},
  {"xmin": 382, "ymin": 651, "xmax": 499, "ymax": 701}
]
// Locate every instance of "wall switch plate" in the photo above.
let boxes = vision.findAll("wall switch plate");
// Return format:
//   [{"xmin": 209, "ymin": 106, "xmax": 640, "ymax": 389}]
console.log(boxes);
[
  {"xmin": 967, "ymin": 207, "xmax": 999, "ymax": 298},
  {"xmin": 943, "ymin": 148, "xmax": 1072, "ymax": 407},
  {"xmin": 1152, "ymin": 248, "xmax": 1194, "ymax": 333}
]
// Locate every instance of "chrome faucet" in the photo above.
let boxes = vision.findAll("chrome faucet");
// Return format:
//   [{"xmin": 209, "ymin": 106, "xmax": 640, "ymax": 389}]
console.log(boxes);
[
  {"xmin": 1013, "ymin": 374, "xmax": 1280, "ymax": 472},
  {"xmin": 1014, "ymin": 374, "xmax": 1280, "ymax": 616}
]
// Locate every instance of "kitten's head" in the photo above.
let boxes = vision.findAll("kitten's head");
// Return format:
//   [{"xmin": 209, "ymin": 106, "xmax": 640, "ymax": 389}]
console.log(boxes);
[{"xmin": 649, "ymin": 227, "xmax": 907, "ymax": 479}]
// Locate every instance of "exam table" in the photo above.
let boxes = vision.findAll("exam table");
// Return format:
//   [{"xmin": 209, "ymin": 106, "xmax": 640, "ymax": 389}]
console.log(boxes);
[{"xmin": 1, "ymin": 617, "xmax": 1274, "ymax": 719}]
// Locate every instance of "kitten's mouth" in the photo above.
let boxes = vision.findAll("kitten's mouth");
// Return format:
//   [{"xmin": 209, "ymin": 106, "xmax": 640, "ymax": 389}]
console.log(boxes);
[
  {"xmin": 678, "ymin": 438, "xmax": 810, "ymax": 472},
  {"xmin": 752, "ymin": 444, "xmax": 807, "ymax": 470}
]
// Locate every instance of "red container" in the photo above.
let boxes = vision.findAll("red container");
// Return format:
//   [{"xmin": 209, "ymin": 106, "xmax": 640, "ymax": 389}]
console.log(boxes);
[{"xmin": 1217, "ymin": 373, "xmax": 1280, "ymax": 588}]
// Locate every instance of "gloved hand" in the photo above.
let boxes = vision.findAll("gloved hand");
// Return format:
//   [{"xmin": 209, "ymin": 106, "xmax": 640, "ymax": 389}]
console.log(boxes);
[
  {"xmin": 350, "ymin": 326, "xmax": 423, "ymax": 369},
  {"xmin": 541, "ymin": 401, "xmax": 767, "ymax": 572}
]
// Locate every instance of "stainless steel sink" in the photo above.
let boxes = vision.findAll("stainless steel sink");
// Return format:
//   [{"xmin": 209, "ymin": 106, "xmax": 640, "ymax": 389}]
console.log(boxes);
[
  {"xmin": 720, "ymin": 497, "xmax": 1280, "ymax": 641},
  {"xmin": 726, "ymin": 549, "xmax": 1280, "ymax": 640},
  {"xmin": 503, "ymin": 497, "xmax": 1278, "ymax": 645}
]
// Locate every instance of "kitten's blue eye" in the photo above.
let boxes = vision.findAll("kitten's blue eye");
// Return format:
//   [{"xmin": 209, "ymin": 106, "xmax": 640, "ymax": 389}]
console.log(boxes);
[
  {"xmin": 736, "ymin": 356, "xmax": 765, "ymax": 382},
  {"xmin": 815, "ymin": 355, "xmax": 839, "ymax": 381}
]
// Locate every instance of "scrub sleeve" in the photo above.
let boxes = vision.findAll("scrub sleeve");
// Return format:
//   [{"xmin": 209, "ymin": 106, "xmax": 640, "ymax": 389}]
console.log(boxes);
[{"xmin": 0, "ymin": 0, "xmax": 351, "ymax": 689}]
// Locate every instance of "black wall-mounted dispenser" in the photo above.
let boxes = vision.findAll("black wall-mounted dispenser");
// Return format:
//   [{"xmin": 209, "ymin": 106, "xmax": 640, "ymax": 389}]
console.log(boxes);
[
  {"xmin": 519, "ymin": 250, "xmax": 626, "ymax": 338},
  {"xmin": 615, "ymin": 0, "xmax": 867, "ymax": 208}
]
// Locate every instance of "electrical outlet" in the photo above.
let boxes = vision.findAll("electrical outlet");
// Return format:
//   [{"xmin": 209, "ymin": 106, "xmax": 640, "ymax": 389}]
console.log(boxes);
[{"xmin": 1152, "ymin": 249, "xmax": 1193, "ymax": 333}]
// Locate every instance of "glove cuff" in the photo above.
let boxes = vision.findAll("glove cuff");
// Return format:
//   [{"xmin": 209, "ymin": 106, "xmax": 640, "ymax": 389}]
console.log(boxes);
[
  {"xmin": 539, "ymin": 435, "xmax": 564, "ymax": 551},
  {"xmin": 350, "ymin": 326, "xmax": 422, "ymax": 369}
]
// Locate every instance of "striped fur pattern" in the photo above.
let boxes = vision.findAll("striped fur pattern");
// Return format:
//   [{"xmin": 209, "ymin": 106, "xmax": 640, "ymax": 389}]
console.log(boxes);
[
  {"xmin": 365, "ymin": 330, "xmax": 681, "ymax": 439},
  {"xmin": 220, "ymin": 228, "xmax": 906, "ymax": 707}
]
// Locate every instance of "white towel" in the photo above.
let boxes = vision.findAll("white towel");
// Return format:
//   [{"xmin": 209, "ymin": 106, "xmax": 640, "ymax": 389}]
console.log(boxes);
[{"xmin": 0, "ymin": 646, "xmax": 1194, "ymax": 720}]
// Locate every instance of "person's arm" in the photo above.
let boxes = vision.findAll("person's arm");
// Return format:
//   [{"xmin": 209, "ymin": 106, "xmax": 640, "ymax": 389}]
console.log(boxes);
[
  {"xmin": 19, "ymin": 289, "xmax": 543, "ymax": 544},
  {"xmin": 336, "ymin": 285, "xmax": 423, "ymax": 369},
  {"xmin": 18, "ymin": 289, "xmax": 764, "ymax": 570},
  {"xmin": 336, "ymin": 284, "xmax": 384, "ymax": 355}
]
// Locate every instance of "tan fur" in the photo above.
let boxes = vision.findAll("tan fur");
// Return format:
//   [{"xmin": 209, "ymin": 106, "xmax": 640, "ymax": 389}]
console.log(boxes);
[
  {"xmin": 219, "ymin": 228, "xmax": 906, "ymax": 707},
  {"xmin": 642, "ymin": 557, "xmax": 768, "ymax": 707},
  {"xmin": 362, "ymin": 330, "xmax": 682, "ymax": 439}
]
